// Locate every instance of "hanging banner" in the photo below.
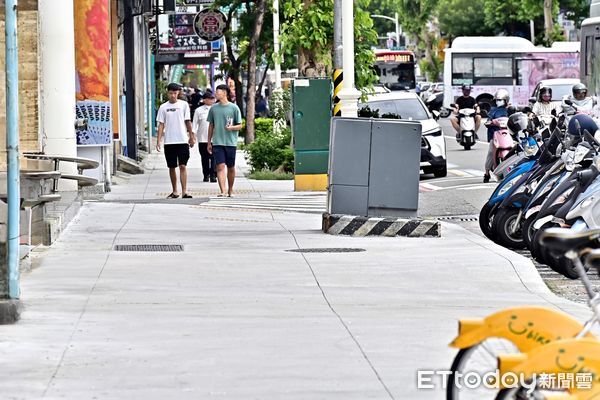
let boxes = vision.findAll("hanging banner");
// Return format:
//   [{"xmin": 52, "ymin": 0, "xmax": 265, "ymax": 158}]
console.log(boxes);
[
  {"xmin": 74, "ymin": 0, "xmax": 112, "ymax": 146},
  {"xmin": 158, "ymin": 12, "xmax": 212, "ymax": 54}
]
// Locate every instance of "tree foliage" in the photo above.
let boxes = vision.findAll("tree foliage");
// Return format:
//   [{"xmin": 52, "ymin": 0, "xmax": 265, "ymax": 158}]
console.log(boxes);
[
  {"xmin": 280, "ymin": 0, "xmax": 378, "ymax": 91},
  {"xmin": 438, "ymin": 0, "xmax": 495, "ymax": 38}
]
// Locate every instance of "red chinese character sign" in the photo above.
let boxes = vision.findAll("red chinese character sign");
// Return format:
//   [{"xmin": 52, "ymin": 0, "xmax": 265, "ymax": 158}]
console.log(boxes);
[{"xmin": 193, "ymin": 9, "xmax": 226, "ymax": 41}]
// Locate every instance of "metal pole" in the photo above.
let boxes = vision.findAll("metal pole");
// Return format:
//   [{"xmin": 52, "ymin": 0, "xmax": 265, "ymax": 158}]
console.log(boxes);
[
  {"xmin": 332, "ymin": 0, "xmax": 343, "ymax": 116},
  {"xmin": 5, "ymin": 0, "xmax": 20, "ymax": 299},
  {"xmin": 124, "ymin": 1, "xmax": 137, "ymax": 160},
  {"xmin": 334, "ymin": 0, "xmax": 343, "ymax": 69},
  {"xmin": 530, "ymin": 20, "xmax": 535, "ymax": 45},
  {"xmin": 394, "ymin": 12, "xmax": 399, "ymax": 46},
  {"xmin": 272, "ymin": 0, "xmax": 282, "ymax": 88},
  {"xmin": 338, "ymin": 0, "xmax": 361, "ymax": 117}
]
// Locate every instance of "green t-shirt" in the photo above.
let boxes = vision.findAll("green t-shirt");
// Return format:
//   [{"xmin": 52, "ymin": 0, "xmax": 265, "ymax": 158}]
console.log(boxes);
[{"xmin": 207, "ymin": 102, "xmax": 243, "ymax": 147}]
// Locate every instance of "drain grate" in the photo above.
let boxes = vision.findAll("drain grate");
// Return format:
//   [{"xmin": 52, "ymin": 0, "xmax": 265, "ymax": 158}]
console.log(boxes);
[
  {"xmin": 114, "ymin": 244, "xmax": 184, "ymax": 252},
  {"xmin": 286, "ymin": 248, "xmax": 366, "ymax": 253}
]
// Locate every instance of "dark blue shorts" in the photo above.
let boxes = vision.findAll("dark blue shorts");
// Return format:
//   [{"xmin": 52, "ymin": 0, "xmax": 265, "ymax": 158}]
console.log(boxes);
[{"xmin": 213, "ymin": 145, "xmax": 236, "ymax": 167}]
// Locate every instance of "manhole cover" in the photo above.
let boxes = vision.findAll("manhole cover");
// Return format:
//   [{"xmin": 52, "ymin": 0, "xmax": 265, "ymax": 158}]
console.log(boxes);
[
  {"xmin": 286, "ymin": 248, "xmax": 366, "ymax": 253},
  {"xmin": 114, "ymin": 244, "xmax": 184, "ymax": 252}
]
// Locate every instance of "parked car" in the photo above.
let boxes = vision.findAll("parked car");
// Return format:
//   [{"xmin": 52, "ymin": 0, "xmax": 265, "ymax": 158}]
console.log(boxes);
[
  {"xmin": 359, "ymin": 91, "xmax": 448, "ymax": 177},
  {"xmin": 529, "ymin": 78, "xmax": 581, "ymax": 106},
  {"xmin": 416, "ymin": 81, "xmax": 432, "ymax": 95},
  {"xmin": 421, "ymin": 82, "xmax": 444, "ymax": 100}
]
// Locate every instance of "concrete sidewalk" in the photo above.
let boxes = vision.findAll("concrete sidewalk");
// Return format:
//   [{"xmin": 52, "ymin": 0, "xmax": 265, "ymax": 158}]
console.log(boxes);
[{"xmin": 0, "ymin": 151, "xmax": 592, "ymax": 399}]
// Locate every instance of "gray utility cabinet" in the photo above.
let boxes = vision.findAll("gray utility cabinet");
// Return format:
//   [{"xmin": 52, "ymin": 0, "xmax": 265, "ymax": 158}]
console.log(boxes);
[{"xmin": 327, "ymin": 117, "xmax": 422, "ymax": 218}]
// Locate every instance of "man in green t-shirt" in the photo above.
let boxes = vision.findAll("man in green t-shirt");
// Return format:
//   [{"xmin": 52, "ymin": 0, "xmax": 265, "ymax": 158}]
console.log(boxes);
[{"xmin": 207, "ymin": 84, "xmax": 243, "ymax": 197}]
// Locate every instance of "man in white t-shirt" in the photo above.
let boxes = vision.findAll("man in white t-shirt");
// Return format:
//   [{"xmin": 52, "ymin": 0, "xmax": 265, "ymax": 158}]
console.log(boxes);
[
  {"xmin": 156, "ymin": 82, "xmax": 196, "ymax": 199},
  {"xmin": 192, "ymin": 91, "xmax": 216, "ymax": 182}
]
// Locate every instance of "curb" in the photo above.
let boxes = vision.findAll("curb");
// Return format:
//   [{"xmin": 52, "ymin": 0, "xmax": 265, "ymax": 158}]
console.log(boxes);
[
  {"xmin": 322, "ymin": 213, "xmax": 441, "ymax": 237},
  {"xmin": 0, "ymin": 299, "xmax": 22, "ymax": 325}
]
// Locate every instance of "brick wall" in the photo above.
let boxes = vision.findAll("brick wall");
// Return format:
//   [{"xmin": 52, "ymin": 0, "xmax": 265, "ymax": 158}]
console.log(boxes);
[{"xmin": 0, "ymin": 0, "xmax": 40, "ymax": 170}]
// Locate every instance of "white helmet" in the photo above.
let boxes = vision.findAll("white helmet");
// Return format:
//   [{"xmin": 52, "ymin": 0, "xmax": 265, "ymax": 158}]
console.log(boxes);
[{"xmin": 494, "ymin": 89, "xmax": 510, "ymax": 103}]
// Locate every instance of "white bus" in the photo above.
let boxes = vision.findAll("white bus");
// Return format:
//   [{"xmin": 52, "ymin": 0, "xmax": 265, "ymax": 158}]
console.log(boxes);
[
  {"xmin": 443, "ymin": 36, "xmax": 580, "ymax": 112},
  {"xmin": 580, "ymin": 0, "xmax": 600, "ymax": 96}
]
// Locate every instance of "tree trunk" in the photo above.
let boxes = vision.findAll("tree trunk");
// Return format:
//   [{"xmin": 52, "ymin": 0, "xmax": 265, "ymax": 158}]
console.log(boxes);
[
  {"xmin": 223, "ymin": 1, "xmax": 245, "ymax": 114},
  {"xmin": 544, "ymin": 0, "xmax": 553, "ymax": 44},
  {"xmin": 244, "ymin": 0, "xmax": 268, "ymax": 144}
]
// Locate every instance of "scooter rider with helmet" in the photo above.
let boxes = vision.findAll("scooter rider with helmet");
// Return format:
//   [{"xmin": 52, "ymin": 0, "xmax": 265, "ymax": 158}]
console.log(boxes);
[
  {"xmin": 450, "ymin": 84, "xmax": 481, "ymax": 139},
  {"xmin": 532, "ymin": 86, "xmax": 561, "ymax": 118},
  {"xmin": 483, "ymin": 89, "xmax": 510, "ymax": 183},
  {"xmin": 562, "ymin": 83, "xmax": 598, "ymax": 114}
]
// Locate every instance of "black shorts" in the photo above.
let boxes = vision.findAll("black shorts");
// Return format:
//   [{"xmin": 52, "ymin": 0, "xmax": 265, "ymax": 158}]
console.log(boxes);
[
  {"xmin": 164, "ymin": 143, "xmax": 190, "ymax": 168},
  {"xmin": 213, "ymin": 145, "xmax": 237, "ymax": 167}
]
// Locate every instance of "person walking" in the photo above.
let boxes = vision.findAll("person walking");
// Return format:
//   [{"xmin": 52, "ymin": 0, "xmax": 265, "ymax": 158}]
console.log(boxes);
[
  {"xmin": 193, "ymin": 91, "xmax": 216, "ymax": 182},
  {"xmin": 156, "ymin": 82, "xmax": 196, "ymax": 199},
  {"xmin": 207, "ymin": 84, "xmax": 243, "ymax": 197}
]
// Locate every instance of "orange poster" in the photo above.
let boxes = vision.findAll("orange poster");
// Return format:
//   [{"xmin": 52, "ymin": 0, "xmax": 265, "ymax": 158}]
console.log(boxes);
[{"xmin": 74, "ymin": 0, "xmax": 111, "ymax": 145}]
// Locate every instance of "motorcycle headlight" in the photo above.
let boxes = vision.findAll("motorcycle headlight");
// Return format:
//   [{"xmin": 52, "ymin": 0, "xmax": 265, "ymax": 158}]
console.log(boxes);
[
  {"xmin": 551, "ymin": 187, "xmax": 575, "ymax": 207},
  {"xmin": 524, "ymin": 144, "xmax": 537, "ymax": 157},
  {"xmin": 498, "ymin": 176, "xmax": 520, "ymax": 196}
]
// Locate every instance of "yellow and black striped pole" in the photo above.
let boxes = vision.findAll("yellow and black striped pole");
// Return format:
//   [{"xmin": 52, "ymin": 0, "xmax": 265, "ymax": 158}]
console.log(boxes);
[{"xmin": 332, "ymin": 69, "xmax": 343, "ymax": 116}]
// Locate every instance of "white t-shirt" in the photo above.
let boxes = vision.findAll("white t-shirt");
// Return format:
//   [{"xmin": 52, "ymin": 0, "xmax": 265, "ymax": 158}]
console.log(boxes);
[
  {"xmin": 192, "ymin": 104, "xmax": 211, "ymax": 143},
  {"xmin": 156, "ymin": 100, "xmax": 190, "ymax": 144}
]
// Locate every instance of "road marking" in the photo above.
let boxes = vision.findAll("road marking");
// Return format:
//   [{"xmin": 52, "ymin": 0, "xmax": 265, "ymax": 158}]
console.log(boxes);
[
  {"xmin": 448, "ymin": 169, "xmax": 471, "ymax": 177},
  {"xmin": 419, "ymin": 182, "xmax": 442, "ymax": 192},
  {"xmin": 458, "ymin": 185, "xmax": 493, "ymax": 191},
  {"xmin": 463, "ymin": 169, "xmax": 485, "ymax": 177}
]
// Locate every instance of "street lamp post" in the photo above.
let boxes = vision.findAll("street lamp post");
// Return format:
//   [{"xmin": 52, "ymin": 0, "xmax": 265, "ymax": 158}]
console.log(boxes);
[{"xmin": 371, "ymin": 12, "xmax": 400, "ymax": 47}]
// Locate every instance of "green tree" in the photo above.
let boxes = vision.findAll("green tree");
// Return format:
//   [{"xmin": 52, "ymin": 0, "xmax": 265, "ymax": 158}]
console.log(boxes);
[
  {"xmin": 367, "ymin": 0, "xmax": 440, "ymax": 64},
  {"xmin": 437, "ymin": 0, "xmax": 495, "ymax": 39},
  {"xmin": 280, "ymin": 0, "xmax": 378, "ymax": 91}
]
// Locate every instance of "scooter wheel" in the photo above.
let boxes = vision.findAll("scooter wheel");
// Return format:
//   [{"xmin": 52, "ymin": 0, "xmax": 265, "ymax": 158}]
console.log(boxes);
[
  {"xmin": 492, "ymin": 208, "xmax": 526, "ymax": 249},
  {"xmin": 522, "ymin": 214, "xmax": 537, "ymax": 251},
  {"xmin": 479, "ymin": 202, "xmax": 497, "ymax": 240},
  {"xmin": 463, "ymin": 144, "xmax": 471, "ymax": 150}
]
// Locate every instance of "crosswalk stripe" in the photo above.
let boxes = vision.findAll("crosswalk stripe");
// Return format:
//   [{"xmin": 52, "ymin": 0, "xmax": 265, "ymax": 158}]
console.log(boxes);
[
  {"xmin": 463, "ymin": 169, "xmax": 485, "ymax": 177},
  {"xmin": 197, "ymin": 195, "xmax": 327, "ymax": 213},
  {"xmin": 448, "ymin": 169, "xmax": 471, "ymax": 177}
]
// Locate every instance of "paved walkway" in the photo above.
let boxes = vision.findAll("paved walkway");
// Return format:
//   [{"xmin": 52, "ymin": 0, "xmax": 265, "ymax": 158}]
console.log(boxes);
[{"xmin": 0, "ymin": 150, "xmax": 592, "ymax": 399}]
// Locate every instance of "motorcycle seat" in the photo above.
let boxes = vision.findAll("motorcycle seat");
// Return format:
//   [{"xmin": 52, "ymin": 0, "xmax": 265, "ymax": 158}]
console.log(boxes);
[{"xmin": 539, "ymin": 227, "xmax": 600, "ymax": 253}]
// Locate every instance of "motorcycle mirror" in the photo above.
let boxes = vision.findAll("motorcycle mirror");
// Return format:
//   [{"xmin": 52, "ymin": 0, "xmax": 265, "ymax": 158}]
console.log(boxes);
[
  {"xmin": 521, "ymin": 106, "xmax": 532, "ymax": 114},
  {"xmin": 480, "ymin": 109, "xmax": 489, "ymax": 118},
  {"xmin": 450, "ymin": 103, "xmax": 457, "ymax": 108},
  {"xmin": 551, "ymin": 109, "xmax": 557, "ymax": 116},
  {"xmin": 584, "ymin": 130, "xmax": 600, "ymax": 147},
  {"xmin": 564, "ymin": 99, "xmax": 573, "ymax": 106}
]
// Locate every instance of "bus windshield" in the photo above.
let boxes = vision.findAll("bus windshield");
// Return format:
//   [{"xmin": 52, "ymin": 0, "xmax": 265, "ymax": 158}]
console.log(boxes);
[{"xmin": 374, "ymin": 50, "xmax": 416, "ymax": 90}]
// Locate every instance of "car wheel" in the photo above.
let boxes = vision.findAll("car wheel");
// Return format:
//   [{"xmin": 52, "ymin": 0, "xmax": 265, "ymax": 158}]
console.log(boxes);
[{"xmin": 433, "ymin": 163, "xmax": 447, "ymax": 178}]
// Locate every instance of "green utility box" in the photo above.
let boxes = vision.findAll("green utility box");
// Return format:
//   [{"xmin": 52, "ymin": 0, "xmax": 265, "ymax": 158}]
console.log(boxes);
[{"xmin": 292, "ymin": 78, "xmax": 331, "ymax": 191}]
